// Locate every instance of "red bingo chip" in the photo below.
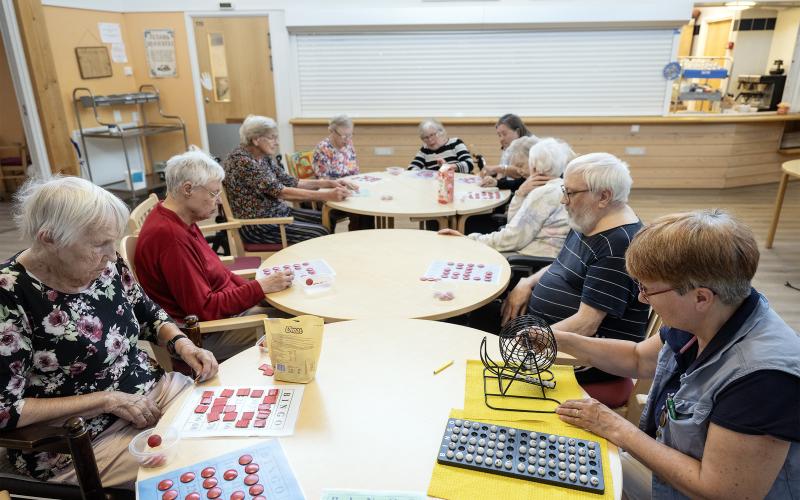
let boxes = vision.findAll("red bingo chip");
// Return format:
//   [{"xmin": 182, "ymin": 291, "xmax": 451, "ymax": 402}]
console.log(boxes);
[
  {"xmin": 220, "ymin": 389, "xmax": 234, "ymax": 398},
  {"xmin": 224, "ymin": 405, "xmax": 236, "ymax": 413},
  {"xmin": 223, "ymin": 413, "xmax": 237, "ymax": 422},
  {"xmin": 185, "ymin": 493, "xmax": 201, "ymax": 500},
  {"xmin": 249, "ymin": 484, "xmax": 265, "ymax": 496},
  {"xmin": 473, "ymin": 276, "xmax": 481, "ymax": 280},
  {"xmin": 202, "ymin": 391, "xmax": 214, "ymax": 398},
  {"xmin": 236, "ymin": 388, "xmax": 250, "ymax": 397},
  {"xmin": 254, "ymin": 419, "xmax": 267, "ymax": 428},
  {"xmin": 147, "ymin": 434, "xmax": 162, "ymax": 448},
  {"xmin": 200, "ymin": 467, "xmax": 216, "ymax": 478},
  {"xmin": 230, "ymin": 492, "xmax": 245, "ymax": 500},
  {"xmin": 250, "ymin": 389, "xmax": 264, "ymax": 398},
  {"xmin": 302, "ymin": 262, "xmax": 309, "ymax": 266},
  {"xmin": 253, "ymin": 497, "xmax": 266, "ymax": 500},
  {"xmin": 202, "ymin": 477, "xmax": 218, "ymax": 489},
  {"xmin": 157, "ymin": 479, "xmax": 173, "ymax": 491},
  {"xmin": 235, "ymin": 420, "xmax": 249, "ymax": 428},
  {"xmin": 306, "ymin": 278, "xmax": 314, "ymax": 286},
  {"xmin": 223, "ymin": 469, "xmax": 237, "ymax": 481},
  {"xmin": 244, "ymin": 463, "xmax": 260, "ymax": 474},
  {"xmin": 161, "ymin": 490, "xmax": 178, "ymax": 500},
  {"xmin": 447, "ymin": 261, "xmax": 454, "ymax": 265},
  {"xmin": 180, "ymin": 472, "xmax": 195, "ymax": 483},
  {"xmin": 194, "ymin": 405, "xmax": 208, "ymax": 414},
  {"xmin": 206, "ymin": 487, "xmax": 222, "ymax": 499},
  {"xmin": 238, "ymin": 454, "xmax": 253, "ymax": 465},
  {"xmin": 268, "ymin": 389, "xmax": 279, "ymax": 396},
  {"xmin": 206, "ymin": 413, "xmax": 220, "ymax": 423},
  {"xmin": 244, "ymin": 474, "xmax": 259, "ymax": 486},
  {"xmin": 262, "ymin": 365, "xmax": 274, "ymax": 376}
]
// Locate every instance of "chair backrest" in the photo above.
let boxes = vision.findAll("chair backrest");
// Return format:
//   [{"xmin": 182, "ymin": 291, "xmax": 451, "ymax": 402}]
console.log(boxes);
[
  {"xmin": 645, "ymin": 310, "xmax": 663, "ymax": 339},
  {"xmin": 128, "ymin": 193, "xmax": 159, "ymax": 234},
  {"xmin": 218, "ymin": 187, "xmax": 247, "ymax": 257},
  {"xmin": 119, "ymin": 234, "xmax": 139, "ymax": 281},
  {"xmin": 285, "ymin": 150, "xmax": 316, "ymax": 179}
]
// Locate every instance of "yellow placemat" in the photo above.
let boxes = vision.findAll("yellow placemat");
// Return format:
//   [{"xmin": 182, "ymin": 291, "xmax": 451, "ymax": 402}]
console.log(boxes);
[
  {"xmin": 463, "ymin": 360, "xmax": 585, "ymax": 421},
  {"xmin": 427, "ymin": 409, "xmax": 615, "ymax": 500}
]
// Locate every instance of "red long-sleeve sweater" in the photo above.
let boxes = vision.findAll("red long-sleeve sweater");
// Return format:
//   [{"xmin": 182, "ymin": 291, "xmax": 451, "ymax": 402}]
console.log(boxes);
[{"xmin": 134, "ymin": 202, "xmax": 264, "ymax": 322}]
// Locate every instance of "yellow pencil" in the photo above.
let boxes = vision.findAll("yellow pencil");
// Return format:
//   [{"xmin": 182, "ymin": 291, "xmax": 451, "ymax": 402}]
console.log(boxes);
[{"xmin": 433, "ymin": 360, "xmax": 454, "ymax": 375}]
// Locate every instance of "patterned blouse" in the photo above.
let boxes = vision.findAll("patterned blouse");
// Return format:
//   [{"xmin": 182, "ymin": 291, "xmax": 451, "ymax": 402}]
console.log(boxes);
[
  {"xmin": 223, "ymin": 146, "xmax": 298, "ymax": 219},
  {"xmin": 312, "ymin": 137, "xmax": 359, "ymax": 179},
  {"xmin": 0, "ymin": 254, "xmax": 169, "ymax": 480}
]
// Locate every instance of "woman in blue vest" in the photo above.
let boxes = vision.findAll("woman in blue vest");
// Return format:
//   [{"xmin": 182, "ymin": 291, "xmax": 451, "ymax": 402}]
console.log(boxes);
[{"xmin": 553, "ymin": 209, "xmax": 800, "ymax": 499}]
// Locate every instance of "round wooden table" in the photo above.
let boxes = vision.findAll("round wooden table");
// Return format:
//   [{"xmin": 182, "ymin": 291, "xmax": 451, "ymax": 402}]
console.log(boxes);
[
  {"xmin": 140, "ymin": 319, "xmax": 622, "ymax": 499},
  {"xmin": 260, "ymin": 229, "xmax": 511, "ymax": 322},
  {"xmin": 766, "ymin": 159, "xmax": 800, "ymax": 248},
  {"xmin": 323, "ymin": 170, "xmax": 512, "ymax": 232}
]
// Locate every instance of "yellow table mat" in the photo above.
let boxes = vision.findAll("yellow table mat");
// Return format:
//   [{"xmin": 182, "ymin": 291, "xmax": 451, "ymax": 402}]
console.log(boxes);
[
  {"xmin": 463, "ymin": 360, "xmax": 585, "ymax": 421},
  {"xmin": 427, "ymin": 409, "xmax": 615, "ymax": 500}
]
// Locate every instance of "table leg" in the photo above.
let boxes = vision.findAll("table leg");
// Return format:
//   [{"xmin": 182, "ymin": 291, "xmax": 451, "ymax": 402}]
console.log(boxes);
[
  {"xmin": 456, "ymin": 215, "xmax": 468, "ymax": 233},
  {"xmin": 322, "ymin": 205, "xmax": 332, "ymax": 232},
  {"xmin": 388, "ymin": 217, "xmax": 395, "ymax": 229},
  {"xmin": 766, "ymin": 173, "xmax": 789, "ymax": 249}
]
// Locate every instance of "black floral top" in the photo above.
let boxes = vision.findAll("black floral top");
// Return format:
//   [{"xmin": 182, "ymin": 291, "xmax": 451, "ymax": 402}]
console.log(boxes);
[
  {"xmin": 0, "ymin": 253, "xmax": 168, "ymax": 480},
  {"xmin": 223, "ymin": 146, "xmax": 299, "ymax": 219}
]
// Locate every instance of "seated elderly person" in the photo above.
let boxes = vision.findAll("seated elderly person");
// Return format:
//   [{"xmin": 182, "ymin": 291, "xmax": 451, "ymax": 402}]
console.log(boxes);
[
  {"xmin": 223, "ymin": 115, "xmax": 357, "ymax": 244},
  {"xmin": 481, "ymin": 113, "xmax": 537, "ymax": 192},
  {"xmin": 312, "ymin": 114, "xmax": 359, "ymax": 179},
  {"xmin": 408, "ymin": 119, "xmax": 474, "ymax": 173},
  {"xmin": 135, "ymin": 148, "xmax": 292, "ymax": 361},
  {"xmin": 554, "ymin": 209, "xmax": 800, "ymax": 500},
  {"xmin": 439, "ymin": 137, "xmax": 573, "ymax": 258},
  {"xmin": 0, "ymin": 177, "xmax": 217, "ymax": 488},
  {"xmin": 473, "ymin": 153, "xmax": 648, "ymax": 407}
]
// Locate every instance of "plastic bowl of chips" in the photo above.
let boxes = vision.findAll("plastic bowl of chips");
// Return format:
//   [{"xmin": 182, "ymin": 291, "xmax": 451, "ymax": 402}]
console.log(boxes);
[
  {"xmin": 386, "ymin": 166, "xmax": 404, "ymax": 176},
  {"xmin": 301, "ymin": 274, "xmax": 335, "ymax": 295},
  {"xmin": 128, "ymin": 427, "xmax": 180, "ymax": 468}
]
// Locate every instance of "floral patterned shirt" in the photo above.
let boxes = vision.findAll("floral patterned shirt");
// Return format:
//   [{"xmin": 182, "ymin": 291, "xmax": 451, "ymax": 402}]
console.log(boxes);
[
  {"xmin": 312, "ymin": 137, "xmax": 359, "ymax": 179},
  {"xmin": 0, "ymin": 253, "xmax": 168, "ymax": 480},
  {"xmin": 223, "ymin": 146, "xmax": 298, "ymax": 219}
]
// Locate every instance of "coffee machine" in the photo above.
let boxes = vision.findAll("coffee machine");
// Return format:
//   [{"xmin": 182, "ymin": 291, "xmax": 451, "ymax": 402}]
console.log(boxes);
[{"xmin": 735, "ymin": 74, "xmax": 786, "ymax": 111}]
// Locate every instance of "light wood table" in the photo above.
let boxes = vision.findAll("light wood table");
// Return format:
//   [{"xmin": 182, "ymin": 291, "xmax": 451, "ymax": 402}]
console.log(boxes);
[
  {"xmin": 766, "ymin": 159, "xmax": 800, "ymax": 248},
  {"xmin": 322, "ymin": 171, "xmax": 511, "ymax": 232},
  {"xmin": 260, "ymin": 229, "xmax": 511, "ymax": 322},
  {"xmin": 140, "ymin": 319, "xmax": 622, "ymax": 499}
]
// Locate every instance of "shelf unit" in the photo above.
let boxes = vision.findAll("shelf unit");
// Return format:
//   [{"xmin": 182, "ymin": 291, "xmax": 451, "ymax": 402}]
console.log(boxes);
[
  {"xmin": 671, "ymin": 56, "xmax": 732, "ymax": 114},
  {"xmin": 73, "ymin": 84, "xmax": 188, "ymax": 202}
]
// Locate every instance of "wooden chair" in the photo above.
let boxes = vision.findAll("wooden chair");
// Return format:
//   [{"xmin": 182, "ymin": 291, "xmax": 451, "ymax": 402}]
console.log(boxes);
[
  {"xmin": 127, "ymin": 193, "xmax": 260, "ymax": 279},
  {"xmin": 0, "ymin": 417, "xmax": 133, "ymax": 500},
  {"xmin": 766, "ymin": 159, "xmax": 800, "ymax": 248},
  {"xmin": 0, "ymin": 142, "xmax": 29, "ymax": 201},
  {"xmin": 219, "ymin": 187, "xmax": 293, "ymax": 259},
  {"xmin": 623, "ymin": 311, "xmax": 663, "ymax": 424}
]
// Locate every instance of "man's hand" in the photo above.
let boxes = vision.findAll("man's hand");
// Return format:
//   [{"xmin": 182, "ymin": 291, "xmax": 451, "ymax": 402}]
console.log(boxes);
[
  {"xmin": 258, "ymin": 269, "xmax": 293, "ymax": 293},
  {"xmin": 501, "ymin": 279, "xmax": 534, "ymax": 325},
  {"xmin": 104, "ymin": 392, "xmax": 161, "ymax": 429},
  {"xmin": 438, "ymin": 229, "xmax": 463, "ymax": 236},
  {"xmin": 175, "ymin": 339, "xmax": 219, "ymax": 383}
]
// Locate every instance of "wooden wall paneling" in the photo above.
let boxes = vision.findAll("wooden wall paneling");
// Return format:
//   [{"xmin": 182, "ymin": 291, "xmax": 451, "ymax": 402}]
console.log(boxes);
[{"xmin": 14, "ymin": 0, "xmax": 78, "ymax": 175}]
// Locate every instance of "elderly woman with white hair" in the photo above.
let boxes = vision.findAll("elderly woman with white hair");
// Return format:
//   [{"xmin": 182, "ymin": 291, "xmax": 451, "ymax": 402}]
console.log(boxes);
[
  {"xmin": 223, "ymin": 115, "xmax": 356, "ymax": 244},
  {"xmin": 135, "ymin": 148, "xmax": 293, "ymax": 360},
  {"xmin": 440, "ymin": 138, "xmax": 574, "ymax": 257},
  {"xmin": 312, "ymin": 114, "xmax": 359, "ymax": 179},
  {"xmin": 408, "ymin": 119, "xmax": 474, "ymax": 173},
  {"xmin": 0, "ymin": 177, "xmax": 217, "ymax": 488}
]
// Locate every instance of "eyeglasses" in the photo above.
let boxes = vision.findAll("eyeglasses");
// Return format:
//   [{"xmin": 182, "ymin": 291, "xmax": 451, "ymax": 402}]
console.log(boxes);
[
  {"xmin": 560, "ymin": 185, "xmax": 591, "ymax": 203},
  {"xmin": 194, "ymin": 185, "xmax": 222, "ymax": 200},
  {"xmin": 258, "ymin": 135, "xmax": 279, "ymax": 143},
  {"xmin": 421, "ymin": 132, "xmax": 441, "ymax": 141},
  {"xmin": 334, "ymin": 130, "xmax": 353, "ymax": 140},
  {"xmin": 634, "ymin": 280, "xmax": 675, "ymax": 304}
]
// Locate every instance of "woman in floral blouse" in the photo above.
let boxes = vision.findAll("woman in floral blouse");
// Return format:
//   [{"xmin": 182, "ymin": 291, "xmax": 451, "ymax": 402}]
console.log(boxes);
[
  {"xmin": 312, "ymin": 115, "xmax": 359, "ymax": 179},
  {"xmin": 223, "ymin": 115, "xmax": 358, "ymax": 245},
  {"xmin": 0, "ymin": 177, "xmax": 218, "ymax": 488}
]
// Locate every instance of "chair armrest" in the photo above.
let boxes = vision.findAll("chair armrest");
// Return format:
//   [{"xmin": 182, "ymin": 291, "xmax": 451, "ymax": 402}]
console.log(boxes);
[
  {"xmin": 232, "ymin": 269, "xmax": 257, "ymax": 280},
  {"xmin": 0, "ymin": 423, "xmax": 71, "ymax": 454},
  {"xmin": 490, "ymin": 213, "xmax": 507, "ymax": 226},
  {"xmin": 219, "ymin": 255, "xmax": 235, "ymax": 263},
  {"xmin": 235, "ymin": 217, "xmax": 294, "ymax": 226},
  {"xmin": 197, "ymin": 221, "xmax": 242, "ymax": 232},
  {"xmin": 198, "ymin": 314, "xmax": 268, "ymax": 334},
  {"xmin": 506, "ymin": 254, "xmax": 555, "ymax": 270}
]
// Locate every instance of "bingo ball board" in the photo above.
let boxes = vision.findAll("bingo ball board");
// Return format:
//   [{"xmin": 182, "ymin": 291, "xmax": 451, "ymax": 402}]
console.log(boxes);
[
  {"xmin": 437, "ymin": 418, "xmax": 605, "ymax": 495},
  {"xmin": 413, "ymin": 170, "xmax": 436, "ymax": 178},
  {"xmin": 136, "ymin": 440, "xmax": 303, "ymax": 500},
  {"xmin": 465, "ymin": 190, "xmax": 502, "ymax": 200},
  {"xmin": 174, "ymin": 385, "xmax": 304, "ymax": 438},
  {"xmin": 421, "ymin": 261, "xmax": 502, "ymax": 284},
  {"xmin": 350, "ymin": 175, "xmax": 382, "ymax": 182},
  {"xmin": 259, "ymin": 259, "xmax": 336, "ymax": 282}
]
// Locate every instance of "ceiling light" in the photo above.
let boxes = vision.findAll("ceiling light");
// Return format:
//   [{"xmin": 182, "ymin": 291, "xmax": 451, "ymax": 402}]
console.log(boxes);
[{"xmin": 725, "ymin": 1, "xmax": 756, "ymax": 11}]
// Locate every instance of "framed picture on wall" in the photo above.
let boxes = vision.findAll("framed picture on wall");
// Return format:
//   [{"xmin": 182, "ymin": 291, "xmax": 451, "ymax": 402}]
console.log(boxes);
[{"xmin": 75, "ymin": 46, "xmax": 113, "ymax": 79}]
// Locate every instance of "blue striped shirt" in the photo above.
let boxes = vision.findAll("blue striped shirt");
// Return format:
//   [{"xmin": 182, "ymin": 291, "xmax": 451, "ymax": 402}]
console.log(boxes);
[{"xmin": 528, "ymin": 223, "xmax": 649, "ymax": 383}]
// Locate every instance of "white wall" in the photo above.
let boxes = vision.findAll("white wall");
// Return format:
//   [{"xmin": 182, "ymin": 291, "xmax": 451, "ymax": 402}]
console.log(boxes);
[{"xmin": 767, "ymin": 7, "xmax": 800, "ymax": 74}]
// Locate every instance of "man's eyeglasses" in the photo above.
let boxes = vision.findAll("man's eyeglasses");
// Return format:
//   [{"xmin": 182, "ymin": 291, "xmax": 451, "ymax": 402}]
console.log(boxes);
[
  {"xmin": 634, "ymin": 280, "xmax": 675, "ymax": 304},
  {"xmin": 195, "ymin": 185, "xmax": 222, "ymax": 200},
  {"xmin": 560, "ymin": 185, "xmax": 591, "ymax": 203}
]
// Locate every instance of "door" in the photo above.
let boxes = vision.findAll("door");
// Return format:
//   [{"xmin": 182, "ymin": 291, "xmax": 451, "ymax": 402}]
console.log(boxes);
[
  {"xmin": 702, "ymin": 19, "xmax": 732, "ymax": 111},
  {"xmin": 193, "ymin": 17, "xmax": 276, "ymax": 159}
]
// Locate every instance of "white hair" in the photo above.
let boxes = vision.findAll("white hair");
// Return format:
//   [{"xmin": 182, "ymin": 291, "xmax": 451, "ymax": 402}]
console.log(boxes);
[
  {"xmin": 14, "ymin": 176, "xmax": 129, "ymax": 247},
  {"xmin": 239, "ymin": 115, "xmax": 278, "ymax": 146},
  {"xmin": 529, "ymin": 138, "xmax": 576, "ymax": 177},
  {"xmin": 418, "ymin": 119, "xmax": 445, "ymax": 138},
  {"xmin": 165, "ymin": 146, "xmax": 225, "ymax": 196},
  {"xmin": 564, "ymin": 152, "xmax": 633, "ymax": 204},
  {"xmin": 505, "ymin": 136, "xmax": 539, "ymax": 168},
  {"xmin": 328, "ymin": 114, "xmax": 353, "ymax": 133}
]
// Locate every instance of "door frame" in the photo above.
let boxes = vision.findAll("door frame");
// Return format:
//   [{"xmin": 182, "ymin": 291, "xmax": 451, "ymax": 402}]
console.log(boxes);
[
  {"xmin": 0, "ymin": 0, "xmax": 52, "ymax": 180},
  {"xmin": 184, "ymin": 10, "xmax": 295, "ymax": 155}
]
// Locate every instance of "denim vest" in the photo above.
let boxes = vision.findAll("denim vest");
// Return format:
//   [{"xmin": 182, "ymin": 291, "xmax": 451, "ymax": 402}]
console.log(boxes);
[{"xmin": 639, "ymin": 296, "xmax": 800, "ymax": 499}]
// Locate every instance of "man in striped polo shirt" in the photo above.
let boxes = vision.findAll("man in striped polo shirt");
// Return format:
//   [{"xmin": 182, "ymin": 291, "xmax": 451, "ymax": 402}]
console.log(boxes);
[{"xmin": 501, "ymin": 153, "xmax": 649, "ymax": 407}]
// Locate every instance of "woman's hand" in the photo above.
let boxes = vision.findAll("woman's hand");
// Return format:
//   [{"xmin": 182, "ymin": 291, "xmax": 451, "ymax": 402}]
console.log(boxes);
[
  {"xmin": 517, "ymin": 174, "xmax": 554, "ymax": 197},
  {"xmin": 322, "ymin": 187, "xmax": 351, "ymax": 202},
  {"xmin": 258, "ymin": 269, "xmax": 293, "ymax": 293},
  {"xmin": 480, "ymin": 176, "xmax": 498, "ymax": 188},
  {"xmin": 333, "ymin": 179, "xmax": 359, "ymax": 191},
  {"xmin": 104, "ymin": 391, "xmax": 161, "ymax": 429},
  {"xmin": 482, "ymin": 165, "xmax": 503, "ymax": 177},
  {"xmin": 555, "ymin": 398, "xmax": 637, "ymax": 443},
  {"xmin": 175, "ymin": 339, "xmax": 219, "ymax": 383},
  {"xmin": 438, "ymin": 229, "xmax": 463, "ymax": 237}
]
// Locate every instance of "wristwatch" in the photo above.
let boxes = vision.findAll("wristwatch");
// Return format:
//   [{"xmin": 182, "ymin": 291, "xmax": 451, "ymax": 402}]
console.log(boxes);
[{"xmin": 166, "ymin": 333, "xmax": 189, "ymax": 358}]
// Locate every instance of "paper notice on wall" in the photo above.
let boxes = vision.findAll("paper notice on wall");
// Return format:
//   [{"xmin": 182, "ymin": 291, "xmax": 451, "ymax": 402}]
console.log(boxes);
[
  {"xmin": 144, "ymin": 29, "xmax": 177, "ymax": 78},
  {"xmin": 110, "ymin": 43, "xmax": 127, "ymax": 63},
  {"xmin": 98, "ymin": 22, "xmax": 123, "ymax": 44}
]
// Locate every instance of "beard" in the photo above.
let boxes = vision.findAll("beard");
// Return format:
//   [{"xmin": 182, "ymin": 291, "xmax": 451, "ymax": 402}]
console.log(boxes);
[{"xmin": 567, "ymin": 204, "xmax": 600, "ymax": 235}]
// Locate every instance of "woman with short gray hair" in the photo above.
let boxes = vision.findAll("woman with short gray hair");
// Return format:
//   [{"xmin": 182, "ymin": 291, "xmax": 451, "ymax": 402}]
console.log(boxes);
[
  {"xmin": 135, "ymin": 148, "xmax": 293, "ymax": 361},
  {"xmin": 312, "ymin": 114, "xmax": 359, "ymax": 179},
  {"xmin": 0, "ymin": 176, "xmax": 217, "ymax": 489},
  {"xmin": 408, "ymin": 119, "xmax": 474, "ymax": 173}
]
